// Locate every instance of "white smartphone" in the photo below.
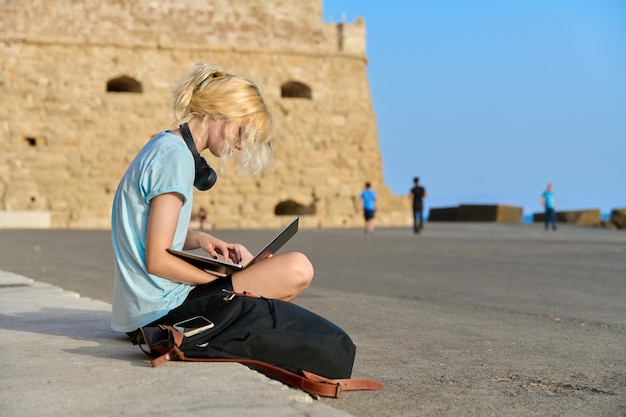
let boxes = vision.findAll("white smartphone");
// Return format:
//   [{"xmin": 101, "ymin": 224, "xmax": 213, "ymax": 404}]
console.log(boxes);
[{"xmin": 173, "ymin": 316, "xmax": 215, "ymax": 337}]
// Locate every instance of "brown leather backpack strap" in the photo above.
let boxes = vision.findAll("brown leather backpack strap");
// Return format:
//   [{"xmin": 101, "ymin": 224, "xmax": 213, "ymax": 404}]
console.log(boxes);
[
  {"xmin": 150, "ymin": 347, "xmax": 178, "ymax": 367},
  {"xmin": 148, "ymin": 326, "xmax": 184, "ymax": 367},
  {"xmin": 160, "ymin": 354, "xmax": 382, "ymax": 398},
  {"xmin": 184, "ymin": 357, "xmax": 347, "ymax": 397},
  {"xmin": 302, "ymin": 370, "xmax": 384, "ymax": 392}
]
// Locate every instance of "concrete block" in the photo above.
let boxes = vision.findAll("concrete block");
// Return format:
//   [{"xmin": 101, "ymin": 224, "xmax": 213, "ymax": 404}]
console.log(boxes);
[
  {"xmin": 457, "ymin": 204, "xmax": 523, "ymax": 223},
  {"xmin": 610, "ymin": 208, "xmax": 626, "ymax": 229},
  {"xmin": 428, "ymin": 207, "xmax": 459, "ymax": 222},
  {"xmin": 533, "ymin": 209, "xmax": 602, "ymax": 226}
]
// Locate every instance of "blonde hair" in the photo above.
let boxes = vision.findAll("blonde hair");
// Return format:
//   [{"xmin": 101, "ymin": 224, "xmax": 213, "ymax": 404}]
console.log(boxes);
[{"xmin": 172, "ymin": 63, "xmax": 274, "ymax": 174}]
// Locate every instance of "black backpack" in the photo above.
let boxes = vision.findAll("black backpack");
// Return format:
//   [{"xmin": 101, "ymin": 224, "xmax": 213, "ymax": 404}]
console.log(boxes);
[{"xmin": 133, "ymin": 290, "xmax": 382, "ymax": 397}]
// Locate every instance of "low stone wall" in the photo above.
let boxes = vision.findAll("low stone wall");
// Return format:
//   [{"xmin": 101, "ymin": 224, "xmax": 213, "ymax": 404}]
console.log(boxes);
[
  {"xmin": 533, "ymin": 209, "xmax": 602, "ymax": 226},
  {"xmin": 428, "ymin": 204, "xmax": 523, "ymax": 223},
  {"xmin": 0, "ymin": 211, "xmax": 51, "ymax": 229}
]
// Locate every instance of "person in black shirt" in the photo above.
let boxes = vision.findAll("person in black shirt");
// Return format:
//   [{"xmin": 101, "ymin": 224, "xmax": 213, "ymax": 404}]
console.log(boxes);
[{"xmin": 410, "ymin": 177, "xmax": 427, "ymax": 234}]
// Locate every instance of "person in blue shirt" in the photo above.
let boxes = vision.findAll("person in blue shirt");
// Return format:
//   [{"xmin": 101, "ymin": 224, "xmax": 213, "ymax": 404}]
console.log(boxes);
[
  {"xmin": 541, "ymin": 183, "xmax": 557, "ymax": 231},
  {"xmin": 360, "ymin": 182, "xmax": 377, "ymax": 235},
  {"xmin": 111, "ymin": 63, "xmax": 313, "ymax": 335}
]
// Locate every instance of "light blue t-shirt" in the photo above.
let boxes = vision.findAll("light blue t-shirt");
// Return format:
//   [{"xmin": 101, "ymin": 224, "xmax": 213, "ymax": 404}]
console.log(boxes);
[
  {"xmin": 361, "ymin": 189, "xmax": 377, "ymax": 211},
  {"xmin": 111, "ymin": 131, "xmax": 196, "ymax": 332},
  {"xmin": 542, "ymin": 190, "xmax": 556, "ymax": 209}
]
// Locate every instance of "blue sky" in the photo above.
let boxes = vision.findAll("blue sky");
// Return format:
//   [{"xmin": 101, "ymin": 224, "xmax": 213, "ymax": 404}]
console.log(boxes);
[{"xmin": 323, "ymin": 0, "xmax": 625, "ymax": 216}]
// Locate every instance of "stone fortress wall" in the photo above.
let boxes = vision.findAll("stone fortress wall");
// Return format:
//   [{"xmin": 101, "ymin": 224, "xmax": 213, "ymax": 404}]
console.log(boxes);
[{"xmin": 0, "ymin": 0, "xmax": 411, "ymax": 229}]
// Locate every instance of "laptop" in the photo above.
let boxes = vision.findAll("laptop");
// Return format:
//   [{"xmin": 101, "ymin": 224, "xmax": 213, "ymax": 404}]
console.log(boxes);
[{"xmin": 167, "ymin": 217, "xmax": 299, "ymax": 275}]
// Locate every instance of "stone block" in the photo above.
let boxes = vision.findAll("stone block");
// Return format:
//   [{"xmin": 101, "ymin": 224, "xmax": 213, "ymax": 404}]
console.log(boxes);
[
  {"xmin": 457, "ymin": 204, "xmax": 523, "ymax": 223},
  {"xmin": 429, "ymin": 205, "xmax": 523, "ymax": 223},
  {"xmin": 609, "ymin": 208, "xmax": 626, "ymax": 229},
  {"xmin": 428, "ymin": 207, "xmax": 459, "ymax": 222}
]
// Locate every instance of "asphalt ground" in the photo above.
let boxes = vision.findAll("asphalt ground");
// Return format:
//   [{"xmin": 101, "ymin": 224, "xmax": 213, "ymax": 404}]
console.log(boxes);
[{"xmin": 1, "ymin": 222, "xmax": 625, "ymax": 416}]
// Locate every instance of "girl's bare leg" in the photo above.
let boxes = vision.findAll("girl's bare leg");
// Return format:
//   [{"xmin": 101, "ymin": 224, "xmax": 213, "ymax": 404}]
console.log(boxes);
[{"xmin": 231, "ymin": 251, "xmax": 313, "ymax": 301}]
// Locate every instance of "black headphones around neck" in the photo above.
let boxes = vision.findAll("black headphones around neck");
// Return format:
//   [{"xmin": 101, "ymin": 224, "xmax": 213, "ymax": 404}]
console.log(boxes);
[{"xmin": 180, "ymin": 123, "xmax": 217, "ymax": 191}]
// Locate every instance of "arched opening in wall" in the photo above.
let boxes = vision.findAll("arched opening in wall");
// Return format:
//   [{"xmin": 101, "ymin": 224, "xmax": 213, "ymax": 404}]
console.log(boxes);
[
  {"xmin": 107, "ymin": 76, "xmax": 142, "ymax": 93},
  {"xmin": 281, "ymin": 81, "xmax": 312, "ymax": 99},
  {"xmin": 274, "ymin": 196, "xmax": 319, "ymax": 216}
]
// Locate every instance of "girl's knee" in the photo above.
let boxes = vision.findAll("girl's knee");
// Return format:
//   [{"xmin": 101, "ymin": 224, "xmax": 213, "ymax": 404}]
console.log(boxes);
[
  {"xmin": 287, "ymin": 251, "xmax": 314, "ymax": 290},
  {"xmin": 232, "ymin": 251, "xmax": 313, "ymax": 300}
]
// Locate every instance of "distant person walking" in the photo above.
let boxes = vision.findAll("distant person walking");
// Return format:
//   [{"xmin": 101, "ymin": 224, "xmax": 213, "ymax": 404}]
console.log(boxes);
[
  {"xmin": 198, "ymin": 207, "xmax": 208, "ymax": 230},
  {"xmin": 541, "ymin": 183, "xmax": 557, "ymax": 231},
  {"xmin": 410, "ymin": 177, "xmax": 427, "ymax": 234},
  {"xmin": 360, "ymin": 182, "xmax": 377, "ymax": 235}
]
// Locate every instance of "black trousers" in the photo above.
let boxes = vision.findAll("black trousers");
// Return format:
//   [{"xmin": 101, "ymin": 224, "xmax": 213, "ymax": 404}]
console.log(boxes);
[{"xmin": 413, "ymin": 205, "xmax": 424, "ymax": 231}]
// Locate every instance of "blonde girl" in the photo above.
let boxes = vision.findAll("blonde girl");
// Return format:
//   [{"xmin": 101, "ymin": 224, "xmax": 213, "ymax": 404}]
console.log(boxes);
[{"xmin": 111, "ymin": 64, "xmax": 313, "ymax": 334}]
